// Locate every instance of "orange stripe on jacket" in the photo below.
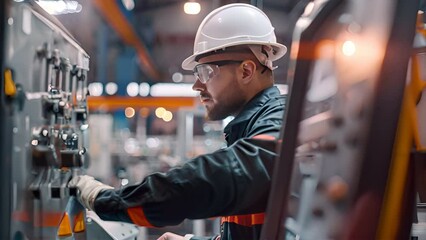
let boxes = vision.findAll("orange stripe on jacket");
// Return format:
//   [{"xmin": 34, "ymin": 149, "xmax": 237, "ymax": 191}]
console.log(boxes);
[
  {"xmin": 221, "ymin": 213, "xmax": 265, "ymax": 227},
  {"xmin": 127, "ymin": 207, "xmax": 154, "ymax": 227},
  {"xmin": 252, "ymin": 134, "xmax": 276, "ymax": 141}
]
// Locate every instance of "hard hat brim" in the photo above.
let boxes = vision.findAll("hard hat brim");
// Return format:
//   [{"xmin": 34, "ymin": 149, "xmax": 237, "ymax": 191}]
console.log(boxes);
[{"xmin": 181, "ymin": 41, "xmax": 287, "ymax": 70}]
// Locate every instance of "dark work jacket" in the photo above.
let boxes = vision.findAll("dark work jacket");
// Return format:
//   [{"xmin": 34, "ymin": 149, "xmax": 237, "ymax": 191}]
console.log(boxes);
[{"xmin": 94, "ymin": 86, "xmax": 286, "ymax": 240}]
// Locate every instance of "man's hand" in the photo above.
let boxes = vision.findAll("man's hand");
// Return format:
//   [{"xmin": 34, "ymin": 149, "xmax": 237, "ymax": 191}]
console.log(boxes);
[
  {"xmin": 157, "ymin": 232, "xmax": 194, "ymax": 240},
  {"xmin": 68, "ymin": 175, "xmax": 114, "ymax": 211}
]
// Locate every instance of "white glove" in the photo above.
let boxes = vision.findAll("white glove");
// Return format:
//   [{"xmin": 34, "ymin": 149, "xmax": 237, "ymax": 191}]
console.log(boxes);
[
  {"xmin": 68, "ymin": 175, "xmax": 114, "ymax": 211},
  {"xmin": 157, "ymin": 232, "xmax": 194, "ymax": 240}
]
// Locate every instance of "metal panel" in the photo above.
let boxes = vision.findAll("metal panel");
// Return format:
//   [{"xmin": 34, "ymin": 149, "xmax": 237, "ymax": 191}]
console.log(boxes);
[
  {"xmin": 1, "ymin": 1, "xmax": 12, "ymax": 239},
  {"xmin": 261, "ymin": 0, "xmax": 418, "ymax": 239}
]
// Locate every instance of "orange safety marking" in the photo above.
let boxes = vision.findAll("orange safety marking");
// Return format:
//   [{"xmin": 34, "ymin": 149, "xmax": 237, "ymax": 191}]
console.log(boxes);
[
  {"xmin": 73, "ymin": 211, "xmax": 85, "ymax": 233},
  {"xmin": 57, "ymin": 213, "xmax": 72, "ymax": 237},
  {"xmin": 127, "ymin": 206, "xmax": 154, "ymax": 227},
  {"xmin": 221, "ymin": 213, "xmax": 265, "ymax": 227},
  {"xmin": 4, "ymin": 68, "xmax": 17, "ymax": 97},
  {"xmin": 87, "ymin": 96, "xmax": 196, "ymax": 111},
  {"xmin": 12, "ymin": 210, "xmax": 30, "ymax": 222},
  {"xmin": 33, "ymin": 211, "xmax": 63, "ymax": 227}
]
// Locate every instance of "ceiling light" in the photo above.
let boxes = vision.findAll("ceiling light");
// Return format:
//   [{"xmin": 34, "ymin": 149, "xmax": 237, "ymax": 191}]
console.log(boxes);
[
  {"xmin": 150, "ymin": 83, "xmax": 197, "ymax": 97},
  {"xmin": 105, "ymin": 82, "xmax": 118, "ymax": 95},
  {"xmin": 88, "ymin": 82, "xmax": 103, "ymax": 96},
  {"xmin": 172, "ymin": 72, "xmax": 184, "ymax": 82},
  {"xmin": 121, "ymin": 0, "xmax": 135, "ymax": 11},
  {"xmin": 184, "ymin": 1, "xmax": 201, "ymax": 15},
  {"xmin": 139, "ymin": 82, "xmax": 150, "ymax": 97},
  {"xmin": 126, "ymin": 82, "xmax": 139, "ymax": 97}
]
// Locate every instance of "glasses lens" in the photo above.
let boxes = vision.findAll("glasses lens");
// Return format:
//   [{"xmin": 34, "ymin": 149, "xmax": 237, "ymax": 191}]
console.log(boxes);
[
  {"xmin": 194, "ymin": 64, "xmax": 216, "ymax": 83},
  {"xmin": 193, "ymin": 61, "xmax": 242, "ymax": 84}
]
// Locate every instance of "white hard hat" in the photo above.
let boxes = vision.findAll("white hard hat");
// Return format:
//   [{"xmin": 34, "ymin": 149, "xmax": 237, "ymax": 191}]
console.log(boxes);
[{"xmin": 181, "ymin": 3, "xmax": 287, "ymax": 70}]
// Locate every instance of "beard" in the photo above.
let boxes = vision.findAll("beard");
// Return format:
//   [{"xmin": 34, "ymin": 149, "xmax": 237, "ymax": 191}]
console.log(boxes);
[{"xmin": 204, "ymin": 91, "xmax": 246, "ymax": 121}]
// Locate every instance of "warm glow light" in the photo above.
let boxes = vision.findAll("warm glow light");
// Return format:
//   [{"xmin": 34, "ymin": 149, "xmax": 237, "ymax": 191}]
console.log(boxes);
[
  {"xmin": 154, "ymin": 108, "xmax": 173, "ymax": 122},
  {"xmin": 342, "ymin": 40, "xmax": 356, "ymax": 56},
  {"xmin": 125, "ymin": 107, "xmax": 135, "ymax": 118},
  {"xmin": 184, "ymin": 2, "xmax": 201, "ymax": 15},
  {"xmin": 162, "ymin": 111, "xmax": 173, "ymax": 122},
  {"xmin": 155, "ymin": 107, "xmax": 166, "ymax": 118},
  {"xmin": 336, "ymin": 31, "xmax": 386, "ymax": 86},
  {"xmin": 139, "ymin": 107, "xmax": 150, "ymax": 118}
]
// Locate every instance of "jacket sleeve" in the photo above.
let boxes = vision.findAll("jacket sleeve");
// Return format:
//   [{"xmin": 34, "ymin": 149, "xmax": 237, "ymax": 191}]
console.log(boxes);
[
  {"xmin": 93, "ymin": 136, "xmax": 278, "ymax": 227},
  {"xmin": 189, "ymin": 235, "xmax": 220, "ymax": 240}
]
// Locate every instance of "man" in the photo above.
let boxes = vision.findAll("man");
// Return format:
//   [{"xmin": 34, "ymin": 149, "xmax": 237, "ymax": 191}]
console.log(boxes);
[{"xmin": 69, "ymin": 3, "xmax": 287, "ymax": 240}]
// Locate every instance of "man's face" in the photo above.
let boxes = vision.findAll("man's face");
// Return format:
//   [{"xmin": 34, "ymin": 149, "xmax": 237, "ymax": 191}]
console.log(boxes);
[{"xmin": 192, "ymin": 53, "xmax": 246, "ymax": 121}]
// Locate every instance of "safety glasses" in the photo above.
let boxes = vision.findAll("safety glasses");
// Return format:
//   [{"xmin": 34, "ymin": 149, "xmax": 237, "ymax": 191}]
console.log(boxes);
[{"xmin": 193, "ymin": 60, "xmax": 243, "ymax": 84}]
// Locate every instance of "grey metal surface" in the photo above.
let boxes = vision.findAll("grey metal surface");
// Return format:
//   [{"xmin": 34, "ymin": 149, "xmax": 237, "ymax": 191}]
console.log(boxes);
[
  {"xmin": 0, "ymin": 1, "xmax": 12, "ymax": 239},
  {"xmin": 263, "ymin": 0, "xmax": 418, "ymax": 238},
  {"xmin": 4, "ymin": 2, "xmax": 142, "ymax": 239},
  {"xmin": 283, "ymin": 0, "xmax": 404, "ymax": 237},
  {"xmin": 3, "ymin": 2, "xmax": 92, "ymax": 240},
  {"xmin": 86, "ymin": 211, "xmax": 139, "ymax": 240}
]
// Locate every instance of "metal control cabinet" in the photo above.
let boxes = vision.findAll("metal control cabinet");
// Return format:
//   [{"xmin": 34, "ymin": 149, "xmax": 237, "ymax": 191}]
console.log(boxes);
[
  {"xmin": 1, "ymin": 2, "xmax": 139, "ymax": 240},
  {"xmin": 4, "ymin": 2, "xmax": 90, "ymax": 239}
]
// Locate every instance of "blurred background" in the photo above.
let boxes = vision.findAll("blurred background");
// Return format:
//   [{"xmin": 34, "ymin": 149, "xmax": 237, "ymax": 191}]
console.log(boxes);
[{"xmin": 30, "ymin": 0, "xmax": 295, "ymax": 238}]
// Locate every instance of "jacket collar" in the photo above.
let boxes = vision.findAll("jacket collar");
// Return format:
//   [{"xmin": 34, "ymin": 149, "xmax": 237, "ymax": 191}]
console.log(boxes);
[{"xmin": 224, "ymin": 86, "xmax": 281, "ymax": 144}]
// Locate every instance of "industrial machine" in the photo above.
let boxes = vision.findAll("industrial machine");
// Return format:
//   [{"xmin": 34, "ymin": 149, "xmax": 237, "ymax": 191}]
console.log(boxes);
[
  {"xmin": 3, "ymin": 0, "xmax": 426, "ymax": 239},
  {"xmin": 261, "ymin": 0, "xmax": 424, "ymax": 239},
  {"xmin": 0, "ymin": 1, "xmax": 139, "ymax": 239}
]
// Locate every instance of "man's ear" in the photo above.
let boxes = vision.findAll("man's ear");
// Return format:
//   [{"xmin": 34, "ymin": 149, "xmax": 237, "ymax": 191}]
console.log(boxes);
[{"xmin": 241, "ymin": 60, "xmax": 257, "ymax": 84}]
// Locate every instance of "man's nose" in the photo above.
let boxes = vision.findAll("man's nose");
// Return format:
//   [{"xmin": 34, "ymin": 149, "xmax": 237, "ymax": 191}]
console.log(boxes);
[{"xmin": 192, "ymin": 78, "xmax": 205, "ymax": 91}]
